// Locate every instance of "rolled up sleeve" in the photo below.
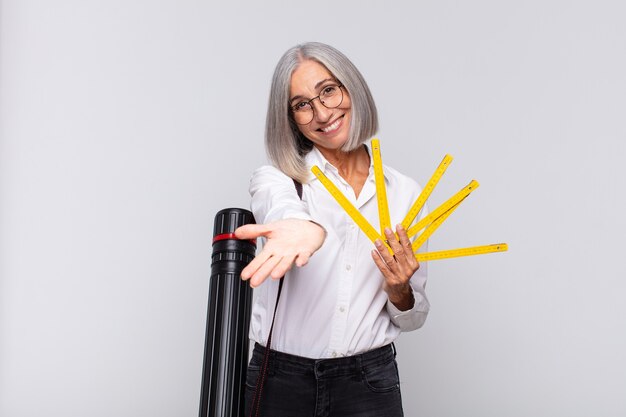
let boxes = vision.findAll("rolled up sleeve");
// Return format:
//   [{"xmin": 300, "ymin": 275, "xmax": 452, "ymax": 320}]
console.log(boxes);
[{"xmin": 386, "ymin": 279, "xmax": 430, "ymax": 332}]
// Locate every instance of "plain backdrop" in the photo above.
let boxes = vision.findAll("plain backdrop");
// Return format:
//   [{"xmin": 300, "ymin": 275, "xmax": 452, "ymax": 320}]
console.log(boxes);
[{"xmin": 1, "ymin": 1, "xmax": 625, "ymax": 416}]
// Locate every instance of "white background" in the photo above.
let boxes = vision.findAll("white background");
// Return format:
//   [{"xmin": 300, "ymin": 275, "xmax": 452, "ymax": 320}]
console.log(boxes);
[{"xmin": 1, "ymin": 1, "xmax": 625, "ymax": 416}]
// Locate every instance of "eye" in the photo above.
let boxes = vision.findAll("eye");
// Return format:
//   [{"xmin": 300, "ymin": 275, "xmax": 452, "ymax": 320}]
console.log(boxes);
[
  {"xmin": 322, "ymin": 85, "xmax": 339, "ymax": 96},
  {"xmin": 292, "ymin": 101, "xmax": 311, "ymax": 112}
]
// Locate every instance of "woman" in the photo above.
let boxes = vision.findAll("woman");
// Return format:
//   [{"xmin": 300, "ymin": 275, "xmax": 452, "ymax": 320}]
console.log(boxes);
[{"xmin": 235, "ymin": 42, "xmax": 430, "ymax": 417}]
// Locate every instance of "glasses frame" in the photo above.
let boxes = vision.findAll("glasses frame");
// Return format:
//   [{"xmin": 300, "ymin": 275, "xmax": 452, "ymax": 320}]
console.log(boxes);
[{"xmin": 289, "ymin": 83, "xmax": 345, "ymax": 125}]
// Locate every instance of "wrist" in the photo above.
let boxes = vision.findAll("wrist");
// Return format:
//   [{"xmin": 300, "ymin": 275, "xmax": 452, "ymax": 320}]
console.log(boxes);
[
  {"xmin": 308, "ymin": 220, "xmax": 327, "ymax": 238},
  {"xmin": 387, "ymin": 284, "xmax": 415, "ymax": 311}
]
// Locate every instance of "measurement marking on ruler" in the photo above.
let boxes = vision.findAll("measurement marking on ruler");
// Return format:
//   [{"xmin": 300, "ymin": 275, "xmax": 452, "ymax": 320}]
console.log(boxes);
[{"xmin": 416, "ymin": 244, "xmax": 508, "ymax": 261}]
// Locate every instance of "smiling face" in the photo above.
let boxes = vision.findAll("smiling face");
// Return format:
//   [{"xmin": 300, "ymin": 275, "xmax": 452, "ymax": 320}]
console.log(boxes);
[{"xmin": 289, "ymin": 60, "xmax": 352, "ymax": 153}]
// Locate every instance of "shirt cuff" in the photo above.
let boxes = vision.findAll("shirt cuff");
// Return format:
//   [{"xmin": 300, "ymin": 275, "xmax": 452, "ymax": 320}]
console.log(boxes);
[
  {"xmin": 386, "ymin": 289, "xmax": 430, "ymax": 331},
  {"xmin": 386, "ymin": 294, "xmax": 415, "ymax": 316}
]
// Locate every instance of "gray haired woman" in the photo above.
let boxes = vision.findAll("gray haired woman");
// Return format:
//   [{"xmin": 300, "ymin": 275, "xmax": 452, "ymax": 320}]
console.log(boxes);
[{"xmin": 235, "ymin": 42, "xmax": 430, "ymax": 417}]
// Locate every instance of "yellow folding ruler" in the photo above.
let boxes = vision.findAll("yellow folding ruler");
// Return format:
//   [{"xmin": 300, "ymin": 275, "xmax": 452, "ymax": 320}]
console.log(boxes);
[
  {"xmin": 406, "ymin": 179, "xmax": 478, "ymax": 238},
  {"xmin": 411, "ymin": 199, "xmax": 463, "ymax": 253},
  {"xmin": 311, "ymin": 139, "xmax": 508, "ymax": 261},
  {"xmin": 311, "ymin": 165, "xmax": 391, "ymax": 252},
  {"xmin": 416, "ymin": 243, "xmax": 508, "ymax": 261},
  {"xmin": 372, "ymin": 139, "xmax": 391, "ymax": 236},
  {"xmin": 401, "ymin": 154, "xmax": 453, "ymax": 230}
]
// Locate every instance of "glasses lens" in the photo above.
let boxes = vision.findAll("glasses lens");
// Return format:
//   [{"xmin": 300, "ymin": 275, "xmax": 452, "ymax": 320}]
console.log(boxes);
[
  {"xmin": 319, "ymin": 85, "xmax": 343, "ymax": 109},
  {"xmin": 293, "ymin": 102, "xmax": 314, "ymax": 125}
]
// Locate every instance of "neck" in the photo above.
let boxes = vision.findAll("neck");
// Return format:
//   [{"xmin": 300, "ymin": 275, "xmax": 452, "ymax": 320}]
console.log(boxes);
[
  {"xmin": 318, "ymin": 144, "xmax": 368, "ymax": 173},
  {"xmin": 315, "ymin": 144, "xmax": 370, "ymax": 197}
]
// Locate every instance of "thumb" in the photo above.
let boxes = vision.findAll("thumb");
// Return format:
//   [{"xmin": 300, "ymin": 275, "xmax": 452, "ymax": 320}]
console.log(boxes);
[{"xmin": 234, "ymin": 223, "xmax": 270, "ymax": 240}]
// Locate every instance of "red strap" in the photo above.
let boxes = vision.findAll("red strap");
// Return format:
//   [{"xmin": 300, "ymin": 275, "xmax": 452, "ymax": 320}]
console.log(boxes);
[{"xmin": 212, "ymin": 233, "xmax": 256, "ymax": 245}]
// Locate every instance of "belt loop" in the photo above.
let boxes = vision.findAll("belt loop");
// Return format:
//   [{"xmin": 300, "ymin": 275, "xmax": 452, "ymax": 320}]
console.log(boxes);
[{"xmin": 391, "ymin": 342, "xmax": 397, "ymax": 358}]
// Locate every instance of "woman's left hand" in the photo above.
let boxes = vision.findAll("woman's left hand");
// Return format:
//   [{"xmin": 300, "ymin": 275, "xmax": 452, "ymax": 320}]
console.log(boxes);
[{"xmin": 371, "ymin": 224, "xmax": 420, "ymax": 311}]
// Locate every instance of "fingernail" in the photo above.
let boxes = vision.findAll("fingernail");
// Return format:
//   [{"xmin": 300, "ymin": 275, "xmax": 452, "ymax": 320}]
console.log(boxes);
[
  {"xmin": 385, "ymin": 227, "xmax": 393, "ymax": 235},
  {"xmin": 375, "ymin": 239, "xmax": 382, "ymax": 247}
]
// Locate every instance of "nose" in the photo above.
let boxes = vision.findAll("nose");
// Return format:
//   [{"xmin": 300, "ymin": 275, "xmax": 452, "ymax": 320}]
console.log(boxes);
[{"xmin": 311, "ymin": 98, "xmax": 332, "ymax": 123}]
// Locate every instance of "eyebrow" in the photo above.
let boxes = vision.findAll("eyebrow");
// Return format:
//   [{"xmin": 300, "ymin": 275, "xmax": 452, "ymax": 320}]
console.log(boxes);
[{"xmin": 289, "ymin": 78, "xmax": 336, "ymax": 104}]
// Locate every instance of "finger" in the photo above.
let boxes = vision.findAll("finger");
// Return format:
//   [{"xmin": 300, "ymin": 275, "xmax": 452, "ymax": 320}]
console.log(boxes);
[
  {"xmin": 249, "ymin": 255, "xmax": 282, "ymax": 288},
  {"xmin": 240, "ymin": 246, "xmax": 273, "ymax": 280},
  {"xmin": 387, "ymin": 226, "xmax": 415, "ymax": 278},
  {"xmin": 270, "ymin": 255, "xmax": 297, "ymax": 280},
  {"xmin": 382, "ymin": 230, "xmax": 405, "ymax": 274},
  {"xmin": 295, "ymin": 252, "xmax": 311, "ymax": 267},
  {"xmin": 396, "ymin": 224, "xmax": 420, "ymax": 270},
  {"xmin": 396, "ymin": 224, "xmax": 413, "ymax": 251},
  {"xmin": 235, "ymin": 224, "xmax": 271, "ymax": 240},
  {"xmin": 384, "ymin": 227, "xmax": 405, "ymax": 258},
  {"xmin": 374, "ymin": 239, "xmax": 400, "ymax": 274},
  {"xmin": 371, "ymin": 249, "xmax": 395, "ymax": 281}
]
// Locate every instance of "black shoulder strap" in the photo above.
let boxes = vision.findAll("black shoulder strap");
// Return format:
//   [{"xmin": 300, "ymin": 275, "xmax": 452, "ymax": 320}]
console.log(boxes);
[{"xmin": 293, "ymin": 179, "xmax": 303, "ymax": 199}]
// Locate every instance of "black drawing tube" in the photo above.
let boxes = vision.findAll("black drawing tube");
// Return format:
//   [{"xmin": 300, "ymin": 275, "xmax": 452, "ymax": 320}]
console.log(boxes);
[{"xmin": 199, "ymin": 208, "xmax": 256, "ymax": 417}]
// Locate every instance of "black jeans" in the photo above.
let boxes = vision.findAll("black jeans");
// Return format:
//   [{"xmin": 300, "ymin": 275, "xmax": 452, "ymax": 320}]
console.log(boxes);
[{"xmin": 245, "ymin": 343, "xmax": 404, "ymax": 417}]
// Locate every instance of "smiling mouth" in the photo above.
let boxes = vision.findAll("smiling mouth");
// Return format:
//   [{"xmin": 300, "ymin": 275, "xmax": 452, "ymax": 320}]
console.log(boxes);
[{"xmin": 318, "ymin": 116, "xmax": 344, "ymax": 133}]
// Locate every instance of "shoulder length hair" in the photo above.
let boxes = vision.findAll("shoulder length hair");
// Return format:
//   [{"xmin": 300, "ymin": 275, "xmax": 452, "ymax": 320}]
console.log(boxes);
[{"xmin": 265, "ymin": 42, "xmax": 378, "ymax": 183}]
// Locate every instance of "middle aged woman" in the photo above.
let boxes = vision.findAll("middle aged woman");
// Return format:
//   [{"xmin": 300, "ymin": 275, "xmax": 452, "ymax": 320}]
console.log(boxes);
[{"xmin": 235, "ymin": 42, "xmax": 430, "ymax": 417}]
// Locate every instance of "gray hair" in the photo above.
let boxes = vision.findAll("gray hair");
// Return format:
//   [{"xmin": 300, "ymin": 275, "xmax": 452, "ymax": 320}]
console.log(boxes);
[{"xmin": 265, "ymin": 42, "xmax": 378, "ymax": 183}]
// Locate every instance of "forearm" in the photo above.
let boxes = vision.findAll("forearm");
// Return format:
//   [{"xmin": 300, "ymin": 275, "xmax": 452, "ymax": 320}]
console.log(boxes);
[
  {"xmin": 386, "ymin": 282, "xmax": 415, "ymax": 311},
  {"xmin": 386, "ymin": 285, "xmax": 430, "ymax": 331}
]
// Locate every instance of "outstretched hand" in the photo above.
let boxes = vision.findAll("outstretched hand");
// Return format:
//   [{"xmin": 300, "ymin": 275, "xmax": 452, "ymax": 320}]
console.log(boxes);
[
  {"xmin": 235, "ymin": 218, "xmax": 326, "ymax": 288},
  {"xmin": 371, "ymin": 224, "xmax": 419, "ymax": 311}
]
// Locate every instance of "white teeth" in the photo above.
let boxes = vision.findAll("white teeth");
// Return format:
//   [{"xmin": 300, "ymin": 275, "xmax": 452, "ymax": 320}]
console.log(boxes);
[{"xmin": 321, "ymin": 118, "xmax": 341, "ymax": 133}]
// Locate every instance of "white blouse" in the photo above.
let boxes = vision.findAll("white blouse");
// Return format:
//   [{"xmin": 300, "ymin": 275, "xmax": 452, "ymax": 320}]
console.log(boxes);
[{"xmin": 248, "ymin": 141, "xmax": 430, "ymax": 359}]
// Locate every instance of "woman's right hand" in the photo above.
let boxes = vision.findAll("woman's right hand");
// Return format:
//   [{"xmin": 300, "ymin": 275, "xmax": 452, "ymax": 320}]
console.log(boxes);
[{"xmin": 235, "ymin": 218, "xmax": 326, "ymax": 288}]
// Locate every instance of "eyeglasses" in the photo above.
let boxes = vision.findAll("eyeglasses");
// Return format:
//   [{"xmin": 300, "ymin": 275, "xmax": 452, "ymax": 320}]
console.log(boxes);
[{"xmin": 290, "ymin": 83, "xmax": 345, "ymax": 125}]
